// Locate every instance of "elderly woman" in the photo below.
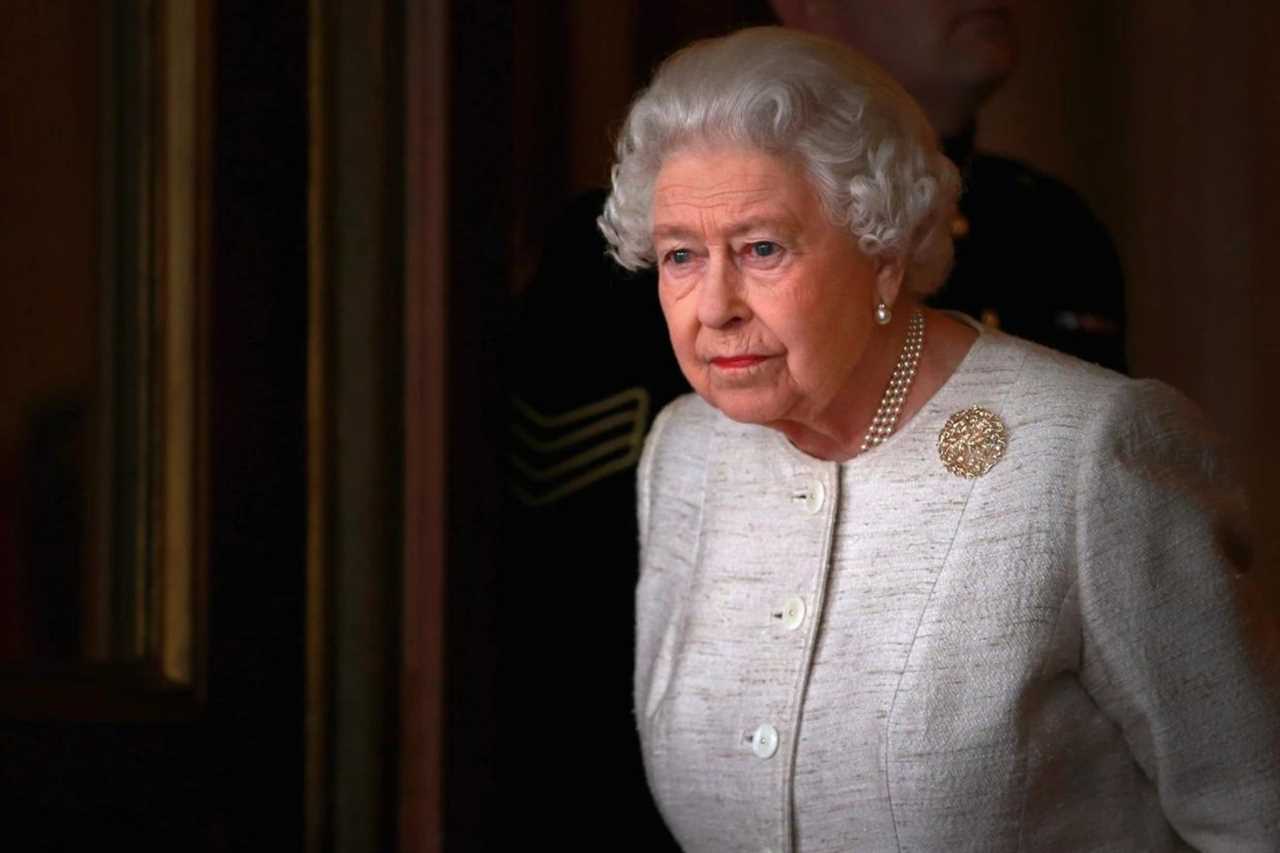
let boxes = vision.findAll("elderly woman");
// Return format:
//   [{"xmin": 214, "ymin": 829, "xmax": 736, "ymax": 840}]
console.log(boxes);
[{"xmin": 597, "ymin": 27, "xmax": 1279, "ymax": 852}]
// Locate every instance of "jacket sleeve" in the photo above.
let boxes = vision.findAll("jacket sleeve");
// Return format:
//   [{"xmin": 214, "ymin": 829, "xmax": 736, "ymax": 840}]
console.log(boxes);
[
  {"xmin": 636, "ymin": 402, "xmax": 671, "ymax": 558},
  {"xmin": 634, "ymin": 399, "xmax": 680, "ymax": 715},
  {"xmin": 1075, "ymin": 379, "xmax": 1280, "ymax": 850},
  {"xmin": 634, "ymin": 396, "xmax": 709, "ymax": 724}
]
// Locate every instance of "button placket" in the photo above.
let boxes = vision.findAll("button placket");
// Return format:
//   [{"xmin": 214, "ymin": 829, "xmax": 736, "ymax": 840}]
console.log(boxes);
[
  {"xmin": 774, "ymin": 473, "xmax": 824, "ymax": 635},
  {"xmin": 745, "ymin": 465, "xmax": 831, "ymax": 853}
]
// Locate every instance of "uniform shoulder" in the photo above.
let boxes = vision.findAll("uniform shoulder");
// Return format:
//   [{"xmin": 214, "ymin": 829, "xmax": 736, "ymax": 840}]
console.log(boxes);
[
  {"xmin": 965, "ymin": 152, "xmax": 1117, "ymax": 248},
  {"xmin": 967, "ymin": 153, "xmax": 1096, "ymax": 210}
]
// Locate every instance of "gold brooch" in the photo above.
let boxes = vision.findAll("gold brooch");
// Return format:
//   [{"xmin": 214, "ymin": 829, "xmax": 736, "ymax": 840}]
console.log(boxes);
[{"xmin": 938, "ymin": 406, "xmax": 1008, "ymax": 478}]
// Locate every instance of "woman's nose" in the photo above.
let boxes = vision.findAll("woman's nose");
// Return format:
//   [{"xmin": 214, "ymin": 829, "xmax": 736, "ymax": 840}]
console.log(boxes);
[{"xmin": 696, "ymin": 255, "xmax": 747, "ymax": 329}]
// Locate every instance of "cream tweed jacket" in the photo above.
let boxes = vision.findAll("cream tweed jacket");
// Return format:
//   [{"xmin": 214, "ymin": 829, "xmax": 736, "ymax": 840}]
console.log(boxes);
[{"xmin": 635, "ymin": 327, "xmax": 1280, "ymax": 852}]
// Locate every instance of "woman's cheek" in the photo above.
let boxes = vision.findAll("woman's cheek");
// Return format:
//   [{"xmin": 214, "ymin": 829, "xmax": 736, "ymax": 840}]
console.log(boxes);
[{"xmin": 661, "ymin": 311, "xmax": 699, "ymax": 375}]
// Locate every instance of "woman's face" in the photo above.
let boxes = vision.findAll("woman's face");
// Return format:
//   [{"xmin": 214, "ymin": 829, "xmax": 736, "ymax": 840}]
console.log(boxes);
[{"xmin": 651, "ymin": 146, "xmax": 892, "ymax": 431}]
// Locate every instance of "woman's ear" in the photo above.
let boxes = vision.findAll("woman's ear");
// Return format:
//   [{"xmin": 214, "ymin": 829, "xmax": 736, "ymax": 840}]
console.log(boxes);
[{"xmin": 874, "ymin": 256, "xmax": 907, "ymax": 308}]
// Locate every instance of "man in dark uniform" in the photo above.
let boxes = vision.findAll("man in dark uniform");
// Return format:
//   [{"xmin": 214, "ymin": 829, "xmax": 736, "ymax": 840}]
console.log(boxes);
[
  {"xmin": 772, "ymin": 0, "xmax": 1127, "ymax": 371},
  {"xmin": 500, "ymin": 191, "xmax": 686, "ymax": 849},
  {"xmin": 938, "ymin": 129, "xmax": 1127, "ymax": 370},
  {"xmin": 501, "ymin": 3, "xmax": 1124, "ymax": 847}
]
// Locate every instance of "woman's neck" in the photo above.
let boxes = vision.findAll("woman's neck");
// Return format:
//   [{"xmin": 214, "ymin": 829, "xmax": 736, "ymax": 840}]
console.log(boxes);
[{"xmin": 776, "ymin": 307, "xmax": 979, "ymax": 463}]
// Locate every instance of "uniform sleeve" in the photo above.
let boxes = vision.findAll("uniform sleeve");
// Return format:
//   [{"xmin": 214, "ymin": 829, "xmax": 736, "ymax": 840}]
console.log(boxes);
[{"xmin": 1075, "ymin": 380, "xmax": 1280, "ymax": 850}]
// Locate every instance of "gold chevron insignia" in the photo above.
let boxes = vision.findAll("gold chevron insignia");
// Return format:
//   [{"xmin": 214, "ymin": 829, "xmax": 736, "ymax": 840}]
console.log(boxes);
[{"xmin": 509, "ymin": 387, "xmax": 651, "ymax": 507}]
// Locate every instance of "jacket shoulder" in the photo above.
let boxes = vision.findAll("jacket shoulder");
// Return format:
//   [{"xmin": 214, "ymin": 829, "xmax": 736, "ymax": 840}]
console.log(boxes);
[
  {"xmin": 982, "ymin": 328, "xmax": 1128, "ymax": 417},
  {"xmin": 637, "ymin": 394, "xmax": 717, "ymax": 548},
  {"xmin": 1004, "ymin": 335, "xmax": 1205, "ymax": 446}
]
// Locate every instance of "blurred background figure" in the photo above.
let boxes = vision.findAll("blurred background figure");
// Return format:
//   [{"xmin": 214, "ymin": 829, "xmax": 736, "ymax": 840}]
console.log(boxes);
[
  {"xmin": 773, "ymin": 0, "xmax": 1019, "ymax": 139},
  {"xmin": 773, "ymin": 0, "xmax": 1127, "ymax": 370}
]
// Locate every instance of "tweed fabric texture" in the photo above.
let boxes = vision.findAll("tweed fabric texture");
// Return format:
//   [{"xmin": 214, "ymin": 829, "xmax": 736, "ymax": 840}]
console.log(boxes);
[{"xmin": 635, "ymin": 327, "xmax": 1280, "ymax": 852}]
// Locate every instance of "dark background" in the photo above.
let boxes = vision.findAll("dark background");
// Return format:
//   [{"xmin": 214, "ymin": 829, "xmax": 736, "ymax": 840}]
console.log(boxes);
[{"xmin": 0, "ymin": 2, "xmax": 1276, "ymax": 851}]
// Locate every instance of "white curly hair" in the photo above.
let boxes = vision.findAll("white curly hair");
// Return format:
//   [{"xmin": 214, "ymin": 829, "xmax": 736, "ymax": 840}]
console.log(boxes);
[{"xmin": 597, "ymin": 27, "xmax": 961, "ymax": 296}]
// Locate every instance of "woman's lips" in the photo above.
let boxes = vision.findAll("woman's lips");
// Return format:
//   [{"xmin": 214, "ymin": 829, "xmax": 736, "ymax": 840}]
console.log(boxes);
[{"xmin": 710, "ymin": 355, "xmax": 768, "ymax": 369}]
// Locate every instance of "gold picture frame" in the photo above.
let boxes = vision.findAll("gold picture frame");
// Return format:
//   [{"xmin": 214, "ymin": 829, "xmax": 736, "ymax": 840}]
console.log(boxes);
[{"xmin": 0, "ymin": 0, "xmax": 210, "ymax": 717}]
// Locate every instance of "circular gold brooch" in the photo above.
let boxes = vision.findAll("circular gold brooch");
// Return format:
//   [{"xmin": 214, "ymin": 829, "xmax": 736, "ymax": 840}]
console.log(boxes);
[{"xmin": 938, "ymin": 406, "xmax": 1008, "ymax": 478}]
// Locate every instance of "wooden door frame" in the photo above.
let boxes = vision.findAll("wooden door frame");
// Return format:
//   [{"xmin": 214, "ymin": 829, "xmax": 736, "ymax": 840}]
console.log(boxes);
[
  {"xmin": 309, "ymin": 1, "xmax": 515, "ymax": 848},
  {"xmin": 401, "ymin": 0, "xmax": 449, "ymax": 849},
  {"xmin": 306, "ymin": 0, "xmax": 420, "ymax": 850}
]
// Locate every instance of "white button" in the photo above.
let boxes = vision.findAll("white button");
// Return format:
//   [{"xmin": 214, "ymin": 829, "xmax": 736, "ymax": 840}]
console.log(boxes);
[
  {"xmin": 780, "ymin": 595, "xmax": 806, "ymax": 631},
  {"xmin": 792, "ymin": 480, "xmax": 825, "ymax": 514},
  {"xmin": 751, "ymin": 723, "xmax": 779, "ymax": 759}
]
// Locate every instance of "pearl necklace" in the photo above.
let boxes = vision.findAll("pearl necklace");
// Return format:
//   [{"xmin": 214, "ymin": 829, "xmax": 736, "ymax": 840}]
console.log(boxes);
[{"xmin": 860, "ymin": 309, "xmax": 925, "ymax": 453}]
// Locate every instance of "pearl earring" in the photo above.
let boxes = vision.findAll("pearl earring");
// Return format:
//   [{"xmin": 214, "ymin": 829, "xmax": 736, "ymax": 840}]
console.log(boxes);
[{"xmin": 874, "ymin": 302, "xmax": 892, "ymax": 325}]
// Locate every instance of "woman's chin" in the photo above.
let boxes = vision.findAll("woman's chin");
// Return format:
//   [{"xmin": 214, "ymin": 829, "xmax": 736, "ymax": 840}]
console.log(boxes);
[{"xmin": 703, "ymin": 389, "xmax": 783, "ymax": 427}]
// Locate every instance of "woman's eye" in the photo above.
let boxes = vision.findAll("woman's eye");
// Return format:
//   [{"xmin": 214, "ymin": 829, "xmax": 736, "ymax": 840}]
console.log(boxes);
[{"xmin": 667, "ymin": 248, "xmax": 692, "ymax": 265}]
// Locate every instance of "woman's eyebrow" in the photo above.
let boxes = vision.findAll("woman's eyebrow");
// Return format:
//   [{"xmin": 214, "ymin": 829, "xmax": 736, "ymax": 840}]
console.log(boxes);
[
  {"xmin": 651, "ymin": 223, "xmax": 700, "ymax": 242},
  {"xmin": 651, "ymin": 214, "xmax": 797, "ymax": 242},
  {"xmin": 725, "ymin": 215, "xmax": 797, "ymax": 237}
]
